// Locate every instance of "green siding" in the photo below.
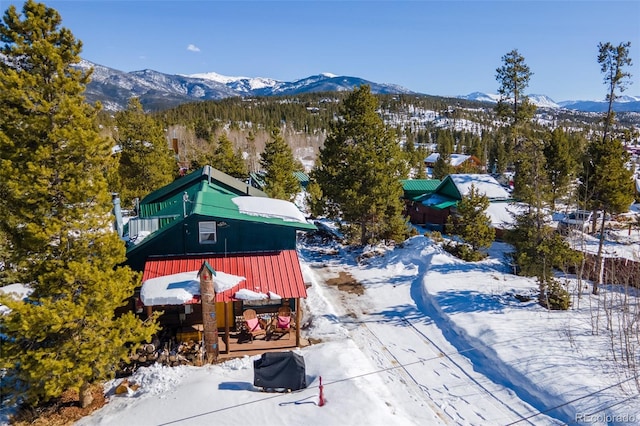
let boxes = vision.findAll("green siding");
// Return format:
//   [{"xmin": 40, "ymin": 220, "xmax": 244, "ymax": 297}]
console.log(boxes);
[
  {"xmin": 126, "ymin": 215, "xmax": 303, "ymax": 272},
  {"xmin": 435, "ymin": 176, "xmax": 463, "ymax": 200},
  {"xmin": 125, "ymin": 167, "xmax": 316, "ymax": 271}
]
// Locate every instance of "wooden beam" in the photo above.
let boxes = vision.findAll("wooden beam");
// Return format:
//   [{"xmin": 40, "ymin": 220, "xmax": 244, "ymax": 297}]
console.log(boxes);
[
  {"xmin": 295, "ymin": 298, "xmax": 302, "ymax": 347},
  {"xmin": 224, "ymin": 302, "xmax": 230, "ymax": 354}
]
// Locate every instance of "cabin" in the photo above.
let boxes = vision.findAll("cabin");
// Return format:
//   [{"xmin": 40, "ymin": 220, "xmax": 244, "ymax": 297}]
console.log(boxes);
[
  {"xmin": 411, "ymin": 174, "xmax": 518, "ymax": 238},
  {"xmin": 401, "ymin": 179, "xmax": 441, "ymax": 224},
  {"xmin": 121, "ymin": 166, "xmax": 317, "ymax": 360},
  {"xmin": 424, "ymin": 153, "xmax": 483, "ymax": 176}
]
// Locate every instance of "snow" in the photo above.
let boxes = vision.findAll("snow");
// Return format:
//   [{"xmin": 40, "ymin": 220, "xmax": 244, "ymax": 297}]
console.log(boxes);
[
  {"xmin": 485, "ymin": 201, "xmax": 526, "ymax": 228},
  {"xmin": 232, "ymin": 196, "xmax": 308, "ymax": 223},
  {"xmin": 449, "ymin": 174, "xmax": 512, "ymax": 200},
  {"xmin": 424, "ymin": 152, "xmax": 471, "ymax": 167},
  {"xmin": 140, "ymin": 270, "xmax": 245, "ymax": 306},
  {"xmin": 60, "ymin": 234, "xmax": 639, "ymax": 426},
  {"xmin": 234, "ymin": 289, "xmax": 268, "ymax": 301},
  {"xmin": 0, "ymin": 283, "xmax": 32, "ymax": 315}
]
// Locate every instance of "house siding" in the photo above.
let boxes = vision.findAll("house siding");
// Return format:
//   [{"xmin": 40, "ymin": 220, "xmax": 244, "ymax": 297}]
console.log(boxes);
[{"xmin": 126, "ymin": 215, "xmax": 299, "ymax": 272}]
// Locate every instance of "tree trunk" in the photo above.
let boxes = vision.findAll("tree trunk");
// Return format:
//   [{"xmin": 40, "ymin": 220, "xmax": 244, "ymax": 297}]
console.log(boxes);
[
  {"xmin": 593, "ymin": 211, "xmax": 607, "ymax": 295},
  {"xmin": 79, "ymin": 382, "xmax": 94, "ymax": 408}
]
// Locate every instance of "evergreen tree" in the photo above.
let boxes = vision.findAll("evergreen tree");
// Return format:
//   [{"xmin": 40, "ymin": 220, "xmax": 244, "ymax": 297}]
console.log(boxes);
[
  {"xmin": 312, "ymin": 85, "xmax": 409, "ymax": 245},
  {"xmin": 544, "ymin": 128, "xmax": 579, "ymax": 210},
  {"xmin": 0, "ymin": 1, "xmax": 158, "ymax": 407},
  {"xmin": 580, "ymin": 41, "xmax": 635, "ymax": 294},
  {"xmin": 115, "ymin": 97, "xmax": 177, "ymax": 206},
  {"xmin": 260, "ymin": 127, "xmax": 301, "ymax": 201},
  {"xmin": 495, "ymin": 49, "xmax": 536, "ymax": 126},
  {"xmin": 598, "ymin": 42, "xmax": 633, "ymax": 145},
  {"xmin": 244, "ymin": 130, "xmax": 259, "ymax": 174},
  {"xmin": 414, "ymin": 144, "xmax": 429, "ymax": 179},
  {"xmin": 512, "ymin": 132, "xmax": 550, "ymax": 214},
  {"xmin": 432, "ymin": 129, "xmax": 454, "ymax": 179},
  {"xmin": 446, "ymin": 184, "xmax": 495, "ymax": 258},
  {"xmin": 212, "ymin": 133, "xmax": 247, "ymax": 179},
  {"xmin": 506, "ymin": 212, "xmax": 581, "ymax": 309}
]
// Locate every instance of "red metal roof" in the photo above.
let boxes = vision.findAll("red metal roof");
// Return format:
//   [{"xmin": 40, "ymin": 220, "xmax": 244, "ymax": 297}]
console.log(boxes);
[{"xmin": 141, "ymin": 250, "xmax": 307, "ymax": 303}]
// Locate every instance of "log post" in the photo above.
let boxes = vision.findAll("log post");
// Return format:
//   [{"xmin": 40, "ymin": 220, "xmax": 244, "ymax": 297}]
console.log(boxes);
[{"xmin": 199, "ymin": 262, "xmax": 218, "ymax": 363}]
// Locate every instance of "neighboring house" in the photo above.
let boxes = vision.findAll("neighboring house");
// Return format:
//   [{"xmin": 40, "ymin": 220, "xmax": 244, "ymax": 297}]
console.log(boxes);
[
  {"xmin": 401, "ymin": 179, "xmax": 441, "ymax": 224},
  {"xmin": 121, "ymin": 165, "xmax": 316, "ymax": 357},
  {"xmin": 424, "ymin": 153, "xmax": 484, "ymax": 175},
  {"xmin": 413, "ymin": 174, "xmax": 517, "ymax": 237}
]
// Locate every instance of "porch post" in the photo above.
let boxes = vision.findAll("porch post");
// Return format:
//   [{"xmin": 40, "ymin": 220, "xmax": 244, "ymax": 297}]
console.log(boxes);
[
  {"xmin": 199, "ymin": 262, "xmax": 219, "ymax": 363},
  {"xmin": 224, "ymin": 302, "xmax": 230, "ymax": 354},
  {"xmin": 295, "ymin": 298, "xmax": 302, "ymax": 347}
]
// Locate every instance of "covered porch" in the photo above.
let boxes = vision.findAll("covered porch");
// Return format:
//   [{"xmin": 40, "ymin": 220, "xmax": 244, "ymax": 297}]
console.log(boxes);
[{"xmin": 139, "ymin": 250, "xmax": 310, "ymax": 360}]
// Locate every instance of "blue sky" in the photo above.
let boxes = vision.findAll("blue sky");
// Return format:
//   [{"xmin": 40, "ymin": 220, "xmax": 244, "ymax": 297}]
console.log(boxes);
[{"xmin": 3, "ymin": 0, "xmax": 640, "ymax": 101}]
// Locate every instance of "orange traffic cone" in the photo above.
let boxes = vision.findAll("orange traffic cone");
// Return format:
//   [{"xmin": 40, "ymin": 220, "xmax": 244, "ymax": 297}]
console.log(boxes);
[{"xmin": 318, "ymin": 376, "xmax": 325, "ymax": 407}]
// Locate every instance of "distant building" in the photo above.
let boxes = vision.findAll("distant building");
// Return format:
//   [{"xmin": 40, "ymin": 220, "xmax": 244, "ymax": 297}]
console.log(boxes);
[
  {"xmin": 424, "ymin": 153, "xmax": 484, "ymax": 176},
  {"xmin": 409, "ymin": 174, "xmax": 519, "ymax": 238}
]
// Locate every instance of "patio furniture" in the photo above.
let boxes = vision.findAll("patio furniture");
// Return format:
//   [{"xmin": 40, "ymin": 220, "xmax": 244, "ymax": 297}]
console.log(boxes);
[
  {"xmin": 271, "ymin": 306, "xmax": 293, "ymax": 340},
  {"xmin": 242, "ymin": 309, "xmax": 267, "ymax": 342}
]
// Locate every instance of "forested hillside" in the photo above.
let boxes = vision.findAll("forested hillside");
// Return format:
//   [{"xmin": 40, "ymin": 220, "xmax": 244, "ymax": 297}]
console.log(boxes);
[{"xmin": 94, "ymin": 90, "xmax": 639, "ymax": 186}]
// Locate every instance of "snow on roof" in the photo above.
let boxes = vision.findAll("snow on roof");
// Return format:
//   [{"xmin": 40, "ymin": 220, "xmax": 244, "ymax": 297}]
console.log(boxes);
[
  {"xmin": 140, "ymin": 270, "xmax": 245, "ymax": 306},
  {"xmin": 234, "ymin": 289, "xmax": 268, "ymax": 300},
  {"xmin": 485, "ymin": 202, "xmax": 527, "ymax": 229},
  {"xmin": 424, "ymin": 153, "xmax": 471, "ymax": 167},
  {"xmin": 449, "ymin": 174, "xmax": 511, "ymax": 200},
  {"xmin": 231, "ymin": 196, "xmax": 308, "ymax": 223}
]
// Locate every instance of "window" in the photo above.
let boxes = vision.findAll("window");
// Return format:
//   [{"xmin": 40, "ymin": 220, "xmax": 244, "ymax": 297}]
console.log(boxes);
[{"xmin": 198, "ymin": 221, "xmax": 217, "ymax": 244}]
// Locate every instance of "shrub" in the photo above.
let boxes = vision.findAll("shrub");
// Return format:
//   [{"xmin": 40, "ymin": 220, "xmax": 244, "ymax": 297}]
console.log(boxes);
[
  {"xmin": 539, "ymin": 277, "xmax": 571, "ymax": 310},
  {"xmin": 443, "ymin": 241, "xmax": 487, "ymax": 262}
]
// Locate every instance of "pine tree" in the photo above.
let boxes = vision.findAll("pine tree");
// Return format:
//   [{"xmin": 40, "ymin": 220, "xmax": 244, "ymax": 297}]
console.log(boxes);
[
  {"xmin": 115, "ymin": 97, "xmax": 177, "ymax": 206},
  {"xmin": 544, "ymin": 128, "xmax": 579, "ymax": 210},
  {"xmin": 581, "ymin": 41, "xmax": 635, "ymax": 294},
  {"xmin": 260, "ymin": 127, "xmax": 301, "ymax": 201},
  {"xmin": 446, "ymin": 184, "xmax": 495, "ymax": 259},
  {"xmin": 495, "ymin": 49, "xmax": 536, "ymax": 126},
  {"xmin": 0, "ymin": 1, "xmax": 158, "ymax": 407},
  {"xmin": 312, "ymin": 85, "xmax": 409, "ymax": 245},
  {"xmin": 244, "ymin": 131, "xmax": 259, "ymax": 174},
  {"xmin": 212, "ymin": 133, "xmax": 247, "ymax": 179},
  {"xmin": 432, "ymin": 129, "xmax": 454, "ymax": 179}
]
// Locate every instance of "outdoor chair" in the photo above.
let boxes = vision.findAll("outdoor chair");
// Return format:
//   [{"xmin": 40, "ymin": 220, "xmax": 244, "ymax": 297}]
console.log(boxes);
[
  {"xmin": 242, "ymin": 309, "xmax": 267, "ymax": 342},
  {"xmin": 271, "ymin": 306, "xmax": 293, "ymax": 340}
]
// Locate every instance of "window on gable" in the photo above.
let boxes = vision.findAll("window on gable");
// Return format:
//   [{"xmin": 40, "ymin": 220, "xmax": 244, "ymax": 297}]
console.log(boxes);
[{"xmin": 198, "ymin": 221, "xmax": 217, "ymax": 244}]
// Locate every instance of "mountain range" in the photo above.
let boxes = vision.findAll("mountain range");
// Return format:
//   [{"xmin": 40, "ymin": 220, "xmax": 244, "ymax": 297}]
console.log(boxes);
[{"xmin": 76, "ymin": 60, "xmax": 640, "ymax": 113}]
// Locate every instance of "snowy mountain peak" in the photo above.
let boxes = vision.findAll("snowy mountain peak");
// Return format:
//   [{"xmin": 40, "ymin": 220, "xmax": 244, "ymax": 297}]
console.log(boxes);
[{"xmin": 184, "ymin": 71, "xmax": 280, "ymax": 90}]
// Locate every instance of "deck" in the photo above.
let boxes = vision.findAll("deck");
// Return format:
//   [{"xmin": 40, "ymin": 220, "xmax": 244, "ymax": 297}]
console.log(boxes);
[{"xmin": 216, "ymin": 331, "xmax": 310, "ymax": 361}]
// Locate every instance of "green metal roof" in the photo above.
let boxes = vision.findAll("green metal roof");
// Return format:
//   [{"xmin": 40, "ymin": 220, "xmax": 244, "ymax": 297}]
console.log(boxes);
[
  {"xmin": 190, "ymin": 183, "xmax": 316, "ymax": 230},
  {"xmin": 401, "ymin": 179, "xmax": 441, "ymax": 199},
  {"xmin": 433, "ymin": 176, "xmax": 463, "ymax": 200},
  {"xmin": 140, "ymin": 166, "xmax": 267, "ymax": 207},
  {"xmin": 428, "ymin": 199, "xmax": 459, "ymax": 210},
  {"xmin": 293, "ymin": 171, "xmax": 310, "ymax": 187},
  {"xmin": 139, "ymin": 177, "xmax": 315, "ymax": 231}
]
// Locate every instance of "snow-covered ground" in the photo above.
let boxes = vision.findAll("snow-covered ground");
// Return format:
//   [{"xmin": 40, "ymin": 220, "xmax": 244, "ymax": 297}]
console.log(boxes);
[{"xmin": 34, "ymin": 230, "xmax": 635, "ymax": 426}]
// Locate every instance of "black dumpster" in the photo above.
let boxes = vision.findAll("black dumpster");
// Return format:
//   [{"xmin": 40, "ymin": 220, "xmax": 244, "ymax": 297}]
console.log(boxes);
[{"xmin": 253, "ymin": 351, "xmax": 306, "ymax": 391}]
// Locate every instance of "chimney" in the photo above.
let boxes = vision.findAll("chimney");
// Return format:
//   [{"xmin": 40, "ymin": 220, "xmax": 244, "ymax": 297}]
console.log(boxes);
[
  {"xmin": 198, "ymin": 262, "xmax": 219, "ymax": 363},
  {"xmin": 111, "ymin": 193, "xmax": 124, "ymax": 238}
]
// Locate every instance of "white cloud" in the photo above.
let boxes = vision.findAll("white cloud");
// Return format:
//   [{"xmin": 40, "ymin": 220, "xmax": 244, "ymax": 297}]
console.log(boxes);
[{"xmin": 186, "ymin": 44, "xmax": 200, "ymax": 53}]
